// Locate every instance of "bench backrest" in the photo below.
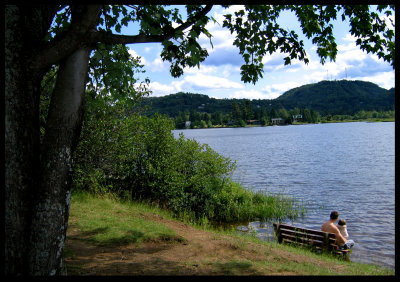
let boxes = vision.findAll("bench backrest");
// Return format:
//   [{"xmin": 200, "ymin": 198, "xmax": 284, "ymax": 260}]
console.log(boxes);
[{"xmin": 273, "ymin": 223, "xmax": 338, "ymax": 250}]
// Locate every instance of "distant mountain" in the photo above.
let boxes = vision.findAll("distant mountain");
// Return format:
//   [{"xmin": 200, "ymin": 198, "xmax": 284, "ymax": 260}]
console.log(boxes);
[
  {"xmin": 141, "ymin": 80, "xmax": 394, "ymax": 117},
  {"xmin": 141, "ymin": 93, "xmax": 232, "ymax": 116},
  {"xmin": 274, "ymin": 80, "xmax": 394, "ymax": 115}
]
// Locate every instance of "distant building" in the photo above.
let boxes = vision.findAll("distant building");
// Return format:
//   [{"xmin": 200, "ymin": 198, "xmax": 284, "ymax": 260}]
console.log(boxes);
[
  {"xmin": 247, "ymin": 119, "xmax": 260, "ymax": 125},
  {"xmin": 292, "ymin": 114, "xmax": 303, "ymax": 122},
  {"xmin": 271, "ymin": 118, "xmax": 284, "ymax": 125},
  {"xmin": 185, "ymin": 121, "xmax": 191, "ymax": 128}
]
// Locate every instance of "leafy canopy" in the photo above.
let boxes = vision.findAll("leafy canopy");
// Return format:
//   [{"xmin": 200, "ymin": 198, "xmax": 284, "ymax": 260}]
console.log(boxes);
[
  {"xmin": 46, "ymin": 5, "xmax": 394, "ymax": 88},
  {"xmin": 222, "ymin": 5, "xmax": 395, "ymax": 83}
]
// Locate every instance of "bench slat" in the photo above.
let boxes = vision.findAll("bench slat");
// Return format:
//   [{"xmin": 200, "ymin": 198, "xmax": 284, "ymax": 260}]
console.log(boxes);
[
  {"xmin": 277, "ymin": 223, "xmax": 335, "ymax": 238},
  {"xmin": 280, "ymin": 232, "xmax": 325, "ymax": 244},
  {"xmin": 279, "ymin": 228, "xmax": 326, "ymax": 241},
  {"xmin": 282, "ymin": 239, "xmax": 347, "ymax": 254},
  {"xmin": 273, "ymin": 223, "xmax": 351, "ymax": 258},
  {"xmin": 282, "ymin": 238, "xmax": 325, "ymax": 250},
  {"xmin": 281, "ymin": 234, "xmax": 325, "ymax": 247}
]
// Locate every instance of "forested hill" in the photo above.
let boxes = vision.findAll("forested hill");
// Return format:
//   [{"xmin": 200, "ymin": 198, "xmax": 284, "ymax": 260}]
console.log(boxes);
[
  {"xmin": 141, "ymin": 80, "xmax": 394, "ymax": 117},
  {"xmin": 275, "ymin": 80, "xmax": 394, "ymax": 115}
]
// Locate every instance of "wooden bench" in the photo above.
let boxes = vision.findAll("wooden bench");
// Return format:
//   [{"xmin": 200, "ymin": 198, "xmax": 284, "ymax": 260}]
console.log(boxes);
[{"xmin": 273, "ymin": 223, "xmax": 351, "ymax": 260}]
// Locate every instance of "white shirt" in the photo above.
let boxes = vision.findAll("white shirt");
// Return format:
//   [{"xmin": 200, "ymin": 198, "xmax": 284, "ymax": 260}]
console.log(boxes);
[{"xmin": 337, "ymin": 224, "xmax": 349, "ymax": 239}]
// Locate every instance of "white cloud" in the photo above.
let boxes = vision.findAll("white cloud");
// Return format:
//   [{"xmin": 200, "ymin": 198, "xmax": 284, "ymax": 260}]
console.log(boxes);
[
  {"xmin": 181, "ymin": 73, "xmax": 244, "ymax": 90},
  {"xmin": 128, "ymin": 48, "xmax": 138, "ymax": 57},
  {"xmin": 170, "ymin": 80, "xmax": 184, "ymax": 92},
  {"xmin": 128, "ymin": 48, "xmax": 145, "ymax": 63},
  {"xmin": 222, "ymin": 65, "xmax": 240, "ymax": 77},
  {"xmin": 148, "ymin": 73, "xmax": 246, "ymax": 97},
  {"xmin": 128, "ymin": 47, "xmax": 170, "ymax": 73},
  {"xmin": 222, "ymin": 81, "xmax": 304, "ymax": 100},
  {"xmin": 336, "ymin": 36, "xmax": 368, "ymax": 64},
  {"xmin": 353, "ymin": 72, "xmax": 395, "ymax": 90},
  {"xmin": 183, "ymin": 63, "xmax": 240, "ymax": 79},
  {"xmin": 148, "ymin": 81, "xmax": 175, "ymax": 97},
  {"xmin": 198, "ymin": 6, "xmax": 245, "ymax": 67},
  {"xmin": 201, "ymin": 26, "xmax": 235, "ymax": 50},
  {"xmin": 224, "ymin": 5, "xmax": 246, "ymax": 16},
  {"xmin": 198, "ymin": 23, "xmax": 242, "ymax": 67},
  {"xmin": 208, "ymin": 5, "xmax": 245, "ymax": 29},
  {"xmin": 147, "ymin": 57, "xmax": 170, "ymax": 72},
  {"xmin": 144, "ymin": 47, "xmax": 153, "ymax": 53},
  {"xmin": 228, "ymin": 89, "xmax": 268, "ymax": 100},
  {"xmin": 183, "ymin": 64, "xmax": 218, "ymax": 75},
  {"xmin": 263, "ymin": 53, "xmax": 307, "ymax": 73},
  {"xmin": 263, "ymin": 81, "xmax": 302, "ymax": 99}
]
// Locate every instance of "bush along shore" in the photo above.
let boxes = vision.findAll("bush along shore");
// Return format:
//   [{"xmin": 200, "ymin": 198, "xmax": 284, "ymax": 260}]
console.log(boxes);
[{"xmin": 73, "ymin": 104, "xmax": 306, "ymax": 226}]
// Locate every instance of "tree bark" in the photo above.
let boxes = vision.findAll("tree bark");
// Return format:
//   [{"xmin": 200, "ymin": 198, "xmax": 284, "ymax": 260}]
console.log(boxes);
[
  {"xmin": 27, "ymin": 48, "xmax": 91, "ymax": 275},
  {"xmin": 5, "ymin": 5, "xmax": 42, "ymax": 275},
  {"xmin": 5, "ymin": 5, "xmax": 98, "ymax": 275}
]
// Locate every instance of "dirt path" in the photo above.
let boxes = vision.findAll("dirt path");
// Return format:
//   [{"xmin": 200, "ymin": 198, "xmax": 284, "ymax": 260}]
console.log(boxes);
[{"xmin": 64, "ymin": 213, "xmax": 343, "ymax": 275}]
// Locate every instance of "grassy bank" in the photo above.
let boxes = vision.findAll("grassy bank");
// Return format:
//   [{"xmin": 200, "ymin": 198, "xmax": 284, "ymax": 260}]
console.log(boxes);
[{"xmin": 64, "ymin": 192, "xmax": 394, "ymax": 275}]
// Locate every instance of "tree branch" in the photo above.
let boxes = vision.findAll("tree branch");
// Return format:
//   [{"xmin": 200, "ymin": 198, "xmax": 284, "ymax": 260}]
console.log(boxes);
[
  {"xmin": 89, "ymin": 32, "xmax": 166, "ymax": 45},
  {"xmin": 90, "ymin": 5, "xmax": 213, "ymax": 45},
  {"xmin": 172, "ymin": 5, "xmax": 213, "ymax": 36},
  {"xmin": 33, "ymin": 5, "xmax": 213, "ymax": 69},
  {"xmin": 32, "ymin": 5, "xmax": 102, "ymax": 70}
]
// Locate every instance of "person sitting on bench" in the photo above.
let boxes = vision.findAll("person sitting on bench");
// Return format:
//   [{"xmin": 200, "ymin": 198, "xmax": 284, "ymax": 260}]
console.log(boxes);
[
  {"xmin": 337, "ymin": 219, "xmax": 349, "ymax": 239},
  {"xmin": 321, "ymin": 211, "xmax": 355, "ymax": 250}
]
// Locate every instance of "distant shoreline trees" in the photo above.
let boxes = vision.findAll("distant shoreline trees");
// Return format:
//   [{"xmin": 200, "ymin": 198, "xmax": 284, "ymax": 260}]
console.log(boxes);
[{"xmin": 173, "ymin": 106, "xmax": 394, "ymax": 129}]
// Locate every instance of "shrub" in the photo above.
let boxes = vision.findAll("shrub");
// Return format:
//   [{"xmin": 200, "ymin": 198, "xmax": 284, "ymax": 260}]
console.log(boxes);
[{"xmin": 73, "ymin": 102, "xmax": 304, "ymax": 224}]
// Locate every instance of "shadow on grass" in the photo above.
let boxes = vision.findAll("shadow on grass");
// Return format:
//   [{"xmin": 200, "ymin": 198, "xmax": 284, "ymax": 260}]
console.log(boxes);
[
  {"xmin": 69, "ymin": 227, "xmax": 147, "ymax": 246},
  {"xmin": 69, "ymin": 226, "xmax": 185, "ymax": 247},
  {"xmin": 96, "ymin": 230, "xmax": 147, "ymax": 246},
  {"xmin": 67, "ymin": 227, "xmax": 109, "ymax": 241},
  {"xmin": 213, "ymin": 260, "xmax": 262, "ymax": 275}
]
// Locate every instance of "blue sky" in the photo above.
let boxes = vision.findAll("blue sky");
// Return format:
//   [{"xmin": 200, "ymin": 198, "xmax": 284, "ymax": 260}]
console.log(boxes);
[{"xmin": 123, "ymin": 5, "xmax": 395, "ymax": 100}]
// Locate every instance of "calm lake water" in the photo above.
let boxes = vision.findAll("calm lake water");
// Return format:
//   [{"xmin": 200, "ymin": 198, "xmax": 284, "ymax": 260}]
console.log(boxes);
[{"xmin": 174, "ymin": 122, "xmax": 395, "ymax": 269}]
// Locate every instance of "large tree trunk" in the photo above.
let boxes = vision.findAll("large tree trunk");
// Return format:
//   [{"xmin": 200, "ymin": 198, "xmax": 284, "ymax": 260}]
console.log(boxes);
[
  {"xmin": 5, "ymin": 6, "xmax": 42, "ymax": 275},
  {"xmin": 27, "ymin": 48, "xmax": 91, "ymax": 275},
  {"xmin": 5, "ymin": 5, "xmax": 98, "ymax": 275}
]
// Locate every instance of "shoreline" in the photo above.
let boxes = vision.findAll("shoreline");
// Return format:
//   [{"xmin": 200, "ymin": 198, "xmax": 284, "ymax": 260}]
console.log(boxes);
[{"xmin": 177, "ymin": 118, "xmax": 395, "ymax": 130}]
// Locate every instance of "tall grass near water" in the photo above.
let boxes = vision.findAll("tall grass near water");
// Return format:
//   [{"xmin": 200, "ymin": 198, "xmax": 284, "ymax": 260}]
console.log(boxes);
[{"xmin": 189, "ymin": 180, "xmax": 307, "ymax": 226}]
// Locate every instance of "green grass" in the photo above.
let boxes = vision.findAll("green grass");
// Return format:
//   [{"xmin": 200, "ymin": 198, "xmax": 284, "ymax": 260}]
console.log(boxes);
[
  {"xmin": 212, "ymin": 234, "xmax": 395, "ymax": 275},
  {"xmin": 66, "ymin": 191, "xmax": 394, "ymax": 275},
  {"xmin": 69, "ymin": 191, "xmax": 184, "ymax": 246},
  {"xmin": 261, "ymin": 241, "xmax": 394, "ymax": 275}
]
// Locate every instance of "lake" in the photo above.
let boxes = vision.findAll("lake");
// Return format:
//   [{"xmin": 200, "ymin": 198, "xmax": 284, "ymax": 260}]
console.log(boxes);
[{"xmin": 174, "ymin": 122, "xmax": 395, "ymax": 269}]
